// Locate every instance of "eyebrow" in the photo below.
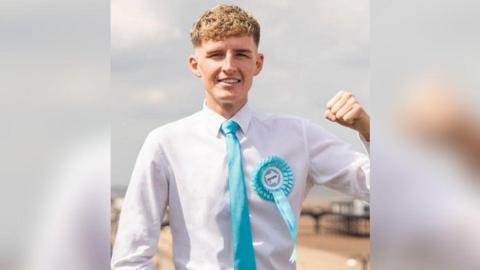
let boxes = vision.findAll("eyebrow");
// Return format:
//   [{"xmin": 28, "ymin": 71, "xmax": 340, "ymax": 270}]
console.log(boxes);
[
  {"xmin": 205, "ymin": 49, "xmax": 253, "ymax": 56},
  {"xmin": 234, "ymin": 49, "xmax": 253, "ymax": 54}
]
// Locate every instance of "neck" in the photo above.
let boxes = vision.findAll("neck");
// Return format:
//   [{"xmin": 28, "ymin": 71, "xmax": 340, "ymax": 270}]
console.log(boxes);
[{"xmin": 206, "ymin": 100, "xmax": 247, "ymax": 119}]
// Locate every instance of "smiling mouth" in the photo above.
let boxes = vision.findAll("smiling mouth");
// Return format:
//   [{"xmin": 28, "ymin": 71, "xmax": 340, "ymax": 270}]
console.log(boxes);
[{"xmin": 217, "ymin": 78, "xmax": 241, "ymax": 84}]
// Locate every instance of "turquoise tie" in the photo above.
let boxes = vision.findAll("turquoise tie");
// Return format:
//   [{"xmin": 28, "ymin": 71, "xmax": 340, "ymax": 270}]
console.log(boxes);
[{"xmin": 221, "ymin": 120, "xmax": 257, "ymax": 270}]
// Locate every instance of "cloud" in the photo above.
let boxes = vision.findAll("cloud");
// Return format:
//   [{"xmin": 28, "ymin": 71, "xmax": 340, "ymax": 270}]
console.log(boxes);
[{"xmin": 111, "ymin": 0, "xmax": 183, "ymax": 52}]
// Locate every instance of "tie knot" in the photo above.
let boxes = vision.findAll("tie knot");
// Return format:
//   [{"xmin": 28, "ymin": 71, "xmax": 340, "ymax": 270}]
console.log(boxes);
[{"xmin": 221, "ymin": 120, "xmax": 239, "ymax": 135}]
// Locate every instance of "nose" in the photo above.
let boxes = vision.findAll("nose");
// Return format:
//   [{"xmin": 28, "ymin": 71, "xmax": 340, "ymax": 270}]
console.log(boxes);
[{"xmin": 222, "ymin": 54, "xmax": 237, "ymax": 74}]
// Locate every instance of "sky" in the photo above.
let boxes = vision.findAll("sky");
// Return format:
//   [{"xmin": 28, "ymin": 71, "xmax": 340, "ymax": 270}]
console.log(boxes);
[{"xmin": 111, "ymin": 0, "xmax": 370, "ymax": 199}]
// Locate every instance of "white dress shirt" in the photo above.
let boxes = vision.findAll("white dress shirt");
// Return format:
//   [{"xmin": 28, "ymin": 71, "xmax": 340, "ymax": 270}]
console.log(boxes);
[{"xmin": 111, "ymin": 103, "xmax": 370, "ymax": 270}]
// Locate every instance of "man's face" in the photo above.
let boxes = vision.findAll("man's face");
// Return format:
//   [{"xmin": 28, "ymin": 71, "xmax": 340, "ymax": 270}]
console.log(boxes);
[{"xmin": 189, "ymin": 35, "xmax": 264, "ymax": 112}]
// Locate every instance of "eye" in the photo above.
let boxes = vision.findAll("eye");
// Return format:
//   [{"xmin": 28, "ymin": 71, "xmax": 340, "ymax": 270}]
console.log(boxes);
[
  {"xmin": 237, "ymin": 53, "xmax": 250, "ymax": 58},
  {"xmin": 207, "ymin": 52, "xmax": 224, "ymax": 59}
]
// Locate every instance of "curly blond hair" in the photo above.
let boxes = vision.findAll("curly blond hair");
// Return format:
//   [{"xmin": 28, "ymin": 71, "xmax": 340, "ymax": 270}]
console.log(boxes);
[{"xmin": 190, "ymin": 5, "xmax": 260, "ymax": 47}]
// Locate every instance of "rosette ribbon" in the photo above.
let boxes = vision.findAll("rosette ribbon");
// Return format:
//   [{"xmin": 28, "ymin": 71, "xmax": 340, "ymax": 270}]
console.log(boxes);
[{"xmin": 251, "ymin": 156, "xmax": 297, "ymax": 263}]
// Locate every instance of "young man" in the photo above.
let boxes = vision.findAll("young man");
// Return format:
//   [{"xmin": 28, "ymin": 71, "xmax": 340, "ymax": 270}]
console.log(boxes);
[{"xmin": 112, "ymin": 5, "xmax": 370, "ymax": 270}]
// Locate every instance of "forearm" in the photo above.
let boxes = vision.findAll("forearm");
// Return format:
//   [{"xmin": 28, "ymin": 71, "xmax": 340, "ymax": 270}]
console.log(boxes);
[
  {"xmin": 111, "ymin": 188, "xmax": 165, "ymax": 270},
  {"xmin": 356, "ymin": 114, "xmax": 370, "ymax": 143}
]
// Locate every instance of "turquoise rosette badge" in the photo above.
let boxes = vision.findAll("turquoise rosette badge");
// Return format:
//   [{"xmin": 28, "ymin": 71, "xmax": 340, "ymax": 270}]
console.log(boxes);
[{"xmin": 252, "ymin": 156, "xmax": 297, "ymax": 263}]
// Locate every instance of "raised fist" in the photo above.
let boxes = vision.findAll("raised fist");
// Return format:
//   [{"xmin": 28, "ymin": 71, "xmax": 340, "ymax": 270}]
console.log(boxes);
[{"xmin": 324, "ymin": 90, "xmax": 370, "ymax": 141}]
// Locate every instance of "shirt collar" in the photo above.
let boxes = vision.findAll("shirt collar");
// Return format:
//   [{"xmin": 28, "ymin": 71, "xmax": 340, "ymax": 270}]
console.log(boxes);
[{"xmin": 201, "ymin": 102, "xmax": 252, "ymax": 137}]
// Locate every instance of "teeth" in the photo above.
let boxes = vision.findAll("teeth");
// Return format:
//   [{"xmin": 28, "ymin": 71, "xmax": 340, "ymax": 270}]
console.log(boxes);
[{"xmin": 220, "ymin": 79, "xmax": 240, "ymax": 83}]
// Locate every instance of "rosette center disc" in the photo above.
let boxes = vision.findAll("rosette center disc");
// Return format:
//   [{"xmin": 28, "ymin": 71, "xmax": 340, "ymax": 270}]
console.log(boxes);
[
  {"xmin": 262, "ymin": 167, "xmax": 283, "ymax": 190},
  {"xmin": 252, "ymin": 156, "xmax": 294, "ymax": 202}
]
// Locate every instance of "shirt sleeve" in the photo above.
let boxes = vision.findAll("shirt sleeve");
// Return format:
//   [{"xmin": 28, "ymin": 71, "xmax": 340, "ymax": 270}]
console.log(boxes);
[
  {"xmin": 111, "ymin": 133, "xmax": 170, "ymax": 270},
  {"xmin": 305, "ymin": 120, "xmax": 370, "ymax": 201}
]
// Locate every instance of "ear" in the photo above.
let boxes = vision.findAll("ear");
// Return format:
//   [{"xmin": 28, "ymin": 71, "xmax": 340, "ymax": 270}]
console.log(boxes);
[
  {"xmin": 254, "ymin": 53, "xmax": 264, "ymax": 76},
  {"xmin": 188, "ymin": 54, "xmax": 201, "ymax": 77}
]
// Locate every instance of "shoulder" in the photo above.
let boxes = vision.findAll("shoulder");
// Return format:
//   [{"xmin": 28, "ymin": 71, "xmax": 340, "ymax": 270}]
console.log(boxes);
[
  {"xmin": 251, "ymin": 110, "xmax": 335, "ymax": 139},
  {"xmin": 252, "ymin": 110, "xmax": 308, "ymax": 127},
  {"xmin": 251, "ymin": 110, "xmax": 327, "ymax": 133}
]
